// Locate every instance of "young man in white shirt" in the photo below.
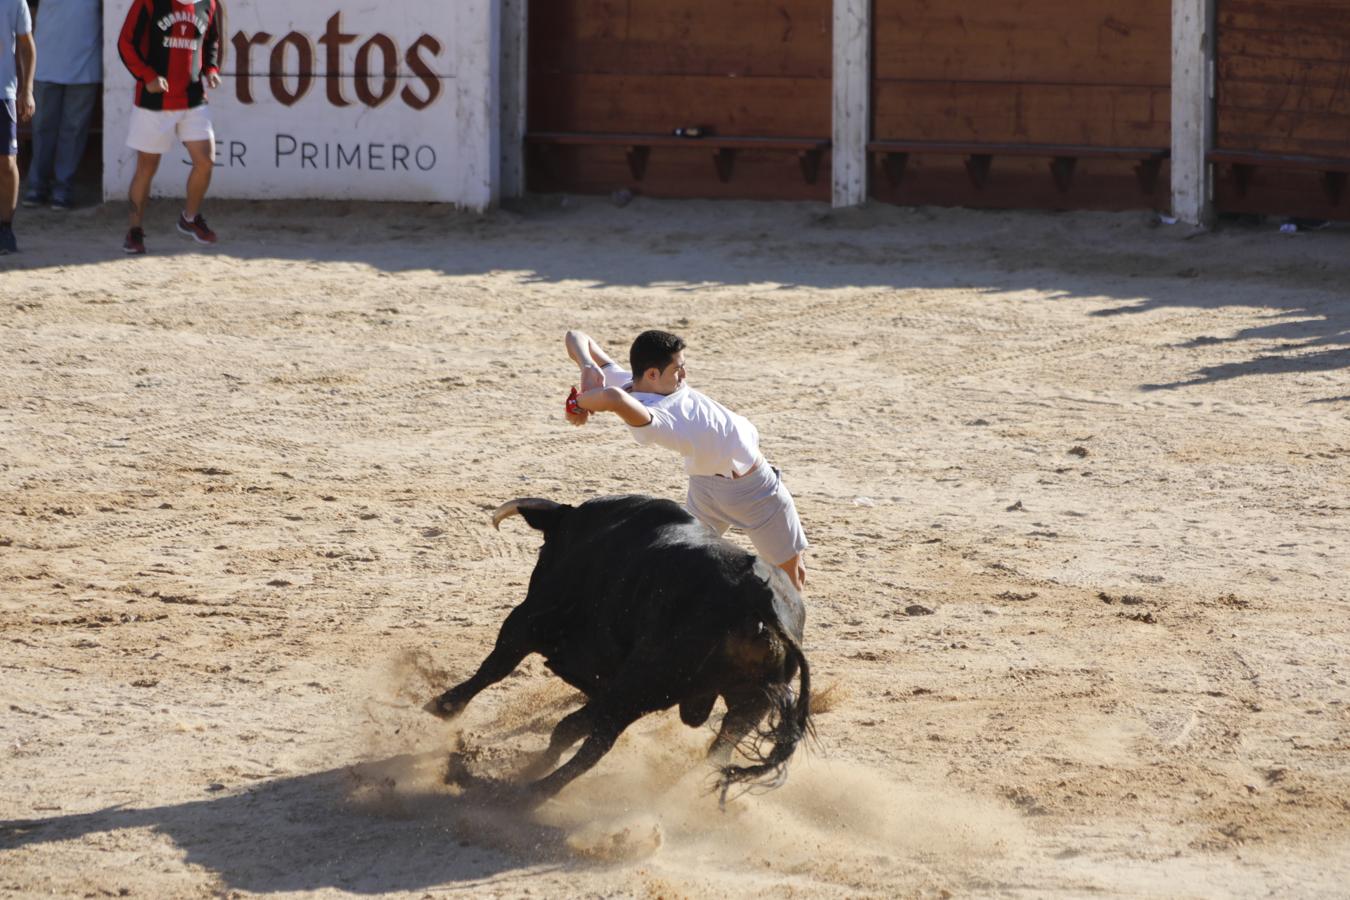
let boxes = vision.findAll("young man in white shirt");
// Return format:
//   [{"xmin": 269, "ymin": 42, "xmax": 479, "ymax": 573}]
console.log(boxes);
[{"xmin": 565, "ymin": 329, "xmax": 808, "ymax": 592}]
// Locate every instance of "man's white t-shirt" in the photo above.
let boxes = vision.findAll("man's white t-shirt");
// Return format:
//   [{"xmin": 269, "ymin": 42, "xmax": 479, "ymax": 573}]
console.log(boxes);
[{"xmin": 602, "ymin": 364, "xmax": 760, "ymax": 478}]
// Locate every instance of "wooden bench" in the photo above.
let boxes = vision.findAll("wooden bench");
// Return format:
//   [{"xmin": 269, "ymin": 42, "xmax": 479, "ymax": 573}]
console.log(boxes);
[
  {"xmin": 525, "ymin": 132, "xmax": 831, "ymax": 185},
  {"xmin": 867, "ymin": 140, "xmax": 1170, "ymax": 194},
  {"xmin": 1208, "ymin": 149, "xmax": 1350, "ymax": 206}
]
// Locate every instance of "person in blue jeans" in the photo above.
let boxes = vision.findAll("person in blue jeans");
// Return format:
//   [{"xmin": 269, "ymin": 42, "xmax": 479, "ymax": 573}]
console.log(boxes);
[
  {"xmin": 0, "ymin": 0, "xmax": 35, "ymax": 254},
  {"xmin": 23, "ymin": 0, "xmax": 100, "ymax": 211}
]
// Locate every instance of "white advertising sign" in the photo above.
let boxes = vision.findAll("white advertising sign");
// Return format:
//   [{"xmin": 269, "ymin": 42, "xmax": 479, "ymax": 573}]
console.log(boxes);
[{"xmin": 102, "ymin": 0, "xmax": 500, "ymax": 208}]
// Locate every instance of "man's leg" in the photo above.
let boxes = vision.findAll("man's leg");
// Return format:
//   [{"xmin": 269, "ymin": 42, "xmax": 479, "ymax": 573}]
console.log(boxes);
[
  {"xmin": 735, "ymin": 470, "xmax": 809, "ymax": 594},
  {"xmin": 1, "ymin": 98, "xmax": 18, "ymax": 252},
  {"xmin": 0, "ymin": 154, "xmax": 17, "ymax": 252},
  {"xmin": 128, "ymin": 151, "xmax": 161, "ymax": 228},
  {"xmin": 777, "ymin": 553, "xmax": 806, "ymax": 592},
  {"xmin": 0, "ymin": 153, "xmax": 17, "ymax": 254},
  {"xmin": 0, "ymin": 153, "xmax": 17, "ymax": 221},
  {"xmin": 686, "ymin": 478, "xmax": 733, "ymax": 537},
  {"xmin": 692, "ymin": 470, "xmax": 808, "ymax": 593},
  {"xmin": 52, "ymin": 83, "xmax": 99, "ymax": 207},
  {"xmin": 183, "ymin": 139, "xmax": 213, "ymax": 219},
  {"xmin": 25, "ymin": 81, "xmax": 61, "ymax": 203}
]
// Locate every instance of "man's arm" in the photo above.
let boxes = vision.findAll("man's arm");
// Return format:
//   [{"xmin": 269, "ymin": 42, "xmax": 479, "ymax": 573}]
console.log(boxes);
[
  {"xmin": 14, "ymin": 34, "xmax": 34, "ymax": 123},
  {"xmin": 202, "ymin": 0, "xmax": 223, "ymax": 88},
  {"xmin": 118, "ymin": 0, "xmax": 164, "ymax": 89},
  {"xmin": 564, "ymin": 330, "xmax": 618, "ymax": 391},
  {"xmin": 575, "ymin": 386, "xmax": 652, "ymax": 428}
]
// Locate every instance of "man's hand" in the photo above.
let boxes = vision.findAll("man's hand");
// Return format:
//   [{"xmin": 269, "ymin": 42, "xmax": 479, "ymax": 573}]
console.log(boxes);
[
  {"xmin": 579, "ymin": 363, "xmax": 606, "ymax": 393},
  {"xmin": 564, "ymin": 386, "xmax": 589, "ymax": 426},
  {"xmin": 145, "ymin": 76, "xmax": 170, "ymax": 94},
  {"xmin": 205, "ymin": 71, "xmax": 222, "ymax": 90},
  {"xmin": 16, "ymin": 90, "xmax": 34, "ymax": 123}
]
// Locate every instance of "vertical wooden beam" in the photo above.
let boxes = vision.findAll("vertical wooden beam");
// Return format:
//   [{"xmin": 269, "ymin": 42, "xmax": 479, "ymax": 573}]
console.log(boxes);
[
  {"xmin": 451, "ymin": 0, "xmax": 501, "ymax": 210},
  {"xmin": 1172, "ymin": 0, "xmax": 1216, "ymax": 227},
  {"xmin": 499, "ymin": 0, "xmax": 528, "ymax": 200},
  {"xmin": 832, "ymin": 0, "xmax": 870, "ymax": 208}
]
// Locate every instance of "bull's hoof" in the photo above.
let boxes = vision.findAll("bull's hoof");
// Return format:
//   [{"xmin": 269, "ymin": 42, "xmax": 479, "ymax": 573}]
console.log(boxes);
[
  {"xmin": 488, "ymin": 780, "xmax": 539, "ymax": 810},
  {"xmin": 516, "ymin": 754, "xmax": 557, "ymax": 783},
  {"xmin": 423, "ymin": 695, "xmax": 463, "ymax": 720},
  {"xmin": 451, "ymin": 772, "xmax": 535, "ymax": 809}
]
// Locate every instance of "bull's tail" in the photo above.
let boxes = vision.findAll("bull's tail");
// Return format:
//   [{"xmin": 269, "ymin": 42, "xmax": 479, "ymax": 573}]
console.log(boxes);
[{"xmin": 716, "ymin": 632, "xmax": 813, "ymax": 806}]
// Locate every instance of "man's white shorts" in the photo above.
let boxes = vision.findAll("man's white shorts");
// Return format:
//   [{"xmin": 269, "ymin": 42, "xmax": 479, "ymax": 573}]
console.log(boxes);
[
  {"xmin": 125, "ymin": 105, "xmax": 215, "ymax": 157},
  {"xmin": 686, "ymin": 463, "xmax": 809, "ymax": 567}
]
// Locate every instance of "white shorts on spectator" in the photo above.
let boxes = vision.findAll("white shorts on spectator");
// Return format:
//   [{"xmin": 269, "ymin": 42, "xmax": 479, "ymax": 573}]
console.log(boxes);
[{"xmin": 125, "ymin": 105, "xmax": 215, "ymax": 157}]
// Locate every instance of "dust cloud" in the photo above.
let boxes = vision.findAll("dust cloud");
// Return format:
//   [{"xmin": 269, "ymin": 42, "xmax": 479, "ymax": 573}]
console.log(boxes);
[{"xmin": 343, "ymin": 652, "xmax": 1025, "ymax": 882}]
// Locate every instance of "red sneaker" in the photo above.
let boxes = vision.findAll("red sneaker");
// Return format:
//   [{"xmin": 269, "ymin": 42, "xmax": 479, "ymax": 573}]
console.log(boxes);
[
  {"xmin": 123, "ymin": 227, "xmax": 147, "ymax": 255},
  {"xmin": 177, "ymin": 213, "xmax": 217, "ymax": 245}
]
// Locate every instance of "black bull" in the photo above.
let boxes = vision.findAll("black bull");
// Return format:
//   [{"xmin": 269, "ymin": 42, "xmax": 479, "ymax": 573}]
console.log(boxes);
[{"xmin": 424, "ymin": 494, "xmax": 812, "ymax": 804}]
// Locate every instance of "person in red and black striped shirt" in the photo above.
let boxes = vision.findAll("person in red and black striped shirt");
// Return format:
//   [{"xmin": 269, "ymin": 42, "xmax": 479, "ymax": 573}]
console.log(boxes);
[{"xmin": 117, "ymin": 0, "xmax": 222, "ymax": 254}]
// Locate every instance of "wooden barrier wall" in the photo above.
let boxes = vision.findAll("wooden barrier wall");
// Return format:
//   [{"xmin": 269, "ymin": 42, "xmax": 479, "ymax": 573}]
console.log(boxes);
[
  {"xmin": 1213, "ymin": 0, "xmax": 1350, "ymax": 219},
  {"xmin": 870, "ymin": 0, "xmax": 1172, "ymax": 210},
  {"xmin": 526, "ymin": 0, "xmax": 832, "ymax": 200},
  {"xmin": 524, "ymin": 0, "xmax": 1348, "ymax": 219}
]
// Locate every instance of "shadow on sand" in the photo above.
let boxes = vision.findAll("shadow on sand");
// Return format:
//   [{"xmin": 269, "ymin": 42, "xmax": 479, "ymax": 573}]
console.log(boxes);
[
  {"xmin": 0, "ymin": 752, "xmax": 573, "ymax": 895},
  {"xmin": 6, "ymin": 196, "xmax": 1348, "ymax": 396}
]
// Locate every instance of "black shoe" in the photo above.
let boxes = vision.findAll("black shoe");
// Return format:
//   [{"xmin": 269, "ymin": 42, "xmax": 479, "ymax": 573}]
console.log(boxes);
[
  {"xmin": 21, "ymin": 192, "xmax": 45, "ymax": 209},
  {"xmin": 176, "ymin": 213, "xmax": 217, "ymax": 245},
  {"xmin": 123, "ymin": 227, "xmax": 147, "ymax": 255},
  {"xmin": 51, "ymin": 196, "xmax": 74, "ymax": 212},
  {"xmin": 0, "ymin": 223, "xmax": 17, "ymax": 254}
]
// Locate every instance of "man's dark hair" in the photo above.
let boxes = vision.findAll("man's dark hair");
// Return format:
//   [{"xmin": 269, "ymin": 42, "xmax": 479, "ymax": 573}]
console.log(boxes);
[{"xmin": 629, "ymin": 330, "xmax": 686, "ymax": 381}]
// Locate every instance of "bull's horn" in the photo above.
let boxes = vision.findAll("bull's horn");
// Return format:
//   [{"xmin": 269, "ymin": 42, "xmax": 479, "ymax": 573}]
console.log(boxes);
[{"xmin": 491, "ymin": 497, "xmax": 561, "ymax": 530}]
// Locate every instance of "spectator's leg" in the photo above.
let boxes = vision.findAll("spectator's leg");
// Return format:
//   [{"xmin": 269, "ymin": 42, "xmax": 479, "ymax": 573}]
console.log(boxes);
[
  {"xmin": 2, "ymin": 102, "xmax": 17, "ymax": 252},
  {"xmin": 52, "ymin": 84, "xmax": 99, "ymax": 207},
  {"xmin": 1, "ymin": 155, "xmax": 16, "ymax": 212},
  {"xmin": 183, "ymin": 139, "xmax": 214, "ymax": 219},
  {"xmin": 128, "ymin": 151, "xmax": 161, "ymax": 228},
  {"xmin": 26, "ymin": 82, "xmax": 62, "ymax": 204}
]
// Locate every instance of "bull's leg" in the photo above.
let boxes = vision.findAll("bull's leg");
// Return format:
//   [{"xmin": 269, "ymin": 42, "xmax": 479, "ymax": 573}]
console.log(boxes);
[
  {"xmin": 707, "ymin": 688, "xmax": 773, "ymax": 766},
  {"xmin": 518, "ymin": 704, "xmax": 595, "ymax": 781},
  {"xmin": 520, "ymin": 639, "xmax": 707, "ymax": 804},
  {"xmin": 524, "ymin": 706, "xmax": 642, "ymax": 803},
  {"xmin": 424, "ymin": 609, "xmax": 534, "ymax": 720}
]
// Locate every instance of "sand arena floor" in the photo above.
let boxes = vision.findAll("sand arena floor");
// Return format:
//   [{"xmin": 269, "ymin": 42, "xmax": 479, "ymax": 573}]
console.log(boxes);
[{"xmin": 1, "ymin": 197, "xmax": 1348, "ymax": 898}]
